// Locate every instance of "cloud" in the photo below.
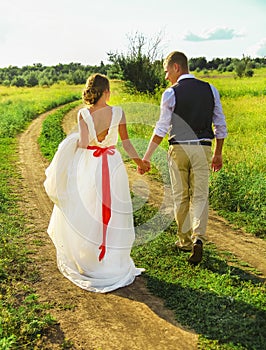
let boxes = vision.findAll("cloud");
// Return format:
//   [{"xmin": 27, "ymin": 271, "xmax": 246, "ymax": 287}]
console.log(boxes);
[
  {"xmin": 247, "ymin": 38, "xmax": 266, "ymax": 57},
  {"xmin": 183, "ymin": 27, "xmax": 244, "ymax": 42}
]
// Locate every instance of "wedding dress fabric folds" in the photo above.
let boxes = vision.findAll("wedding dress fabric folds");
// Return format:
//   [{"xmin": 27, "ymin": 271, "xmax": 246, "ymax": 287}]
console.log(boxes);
[{"xmin": 44, "ymin": 106, "xmax": 143, "ymax": 293}]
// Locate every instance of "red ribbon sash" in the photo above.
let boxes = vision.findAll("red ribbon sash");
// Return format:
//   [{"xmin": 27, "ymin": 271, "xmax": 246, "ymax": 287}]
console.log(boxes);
[{"xmin": 87, "ymin": 145, "xmax": 116, "ymax": 261}]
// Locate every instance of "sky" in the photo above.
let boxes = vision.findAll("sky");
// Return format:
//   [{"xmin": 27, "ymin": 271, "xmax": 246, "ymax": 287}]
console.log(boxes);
[{"xmin": 0, "ymin": 0, "xmax": 266, "ymax": 68}]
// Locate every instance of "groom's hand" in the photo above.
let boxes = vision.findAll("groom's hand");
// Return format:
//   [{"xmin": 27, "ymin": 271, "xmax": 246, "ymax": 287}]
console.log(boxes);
[
  {"xmin": 137, "ymin": 167, "xmax": 144, "ymax": 175},
  {"xmin": 143, "ymin": 160, "xmax": 150, "ymax": 172},
  {"xmin": 137, "ymin": 160, "xmax": 150, "ymax": 175}
]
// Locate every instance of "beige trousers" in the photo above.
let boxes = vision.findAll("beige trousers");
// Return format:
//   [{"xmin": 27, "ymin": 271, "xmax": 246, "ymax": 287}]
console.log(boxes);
[{"xmin": 168, "ymin": 144, "xmax": 212, "ymax": 249}]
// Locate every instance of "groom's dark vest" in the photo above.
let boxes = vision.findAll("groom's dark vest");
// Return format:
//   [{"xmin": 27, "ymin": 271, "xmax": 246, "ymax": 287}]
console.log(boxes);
[{"xmin": 169, "ymin": 78, "xmax": 215, "ymax": 141}]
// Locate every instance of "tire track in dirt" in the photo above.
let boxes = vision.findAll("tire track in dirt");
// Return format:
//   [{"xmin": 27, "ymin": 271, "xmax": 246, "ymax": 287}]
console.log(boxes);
[{"xmin": 18, "ymin": 106, "xmax": 198, "ymax": 350}]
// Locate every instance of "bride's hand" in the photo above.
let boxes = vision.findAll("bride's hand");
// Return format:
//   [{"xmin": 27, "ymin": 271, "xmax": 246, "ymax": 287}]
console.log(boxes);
[
  {"xmin": 137, "ymin": 160, "xmax": 150, "ymax": 175},
  {"xmin": 143, "ymin": 160, "xmax": 150, "ymax": 172}
]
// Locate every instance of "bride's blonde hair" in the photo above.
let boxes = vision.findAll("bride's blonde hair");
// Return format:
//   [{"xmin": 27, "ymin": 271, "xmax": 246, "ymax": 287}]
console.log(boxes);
[{"xmin": 82, "ymin": 73, "xmax": 110, "ymax": 105}]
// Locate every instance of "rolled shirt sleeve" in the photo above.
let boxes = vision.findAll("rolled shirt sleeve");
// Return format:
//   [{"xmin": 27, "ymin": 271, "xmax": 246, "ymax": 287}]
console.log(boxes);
[{"xmin": 210, "ymin": 84, "xmax": 228, "ymax": 139}]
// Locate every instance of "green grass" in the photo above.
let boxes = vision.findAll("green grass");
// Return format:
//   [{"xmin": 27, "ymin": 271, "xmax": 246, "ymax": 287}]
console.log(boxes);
[
  {"xmin": 0, "ymin": 139, "xmax": 57, "ymax": 349},
  {"xmin": 196, "ymin": 71, "xmax": 266, "ymax": 98},
  {"xmin": 0, "ymin": 83, "xmax": 81, "ymax": 137},
  {"xmin": 38, "ymin": 100, "xmax": 81, "ymax": 160},
  {"xmin": 209, "ymin": 94, "xmax": 266, "ymax": 237},
  {"xmin": 131, "ymin": 214, "xmax": 266, "ymax": 350},
  {"xmin": 36, "ymin": 79, "xmax": 266, "ymax": 350},
  {"xmin": 0, "ymin": 84, "xmax": 82, "ymax": 349},
  {"xmin": 1, "ymin": 74, "xmax": 265, "ymax": 349}
]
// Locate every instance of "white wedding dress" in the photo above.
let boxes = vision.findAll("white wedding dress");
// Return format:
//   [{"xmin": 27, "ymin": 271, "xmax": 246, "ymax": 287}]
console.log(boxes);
[{"xmin": 44, "ymin": 106, "xmax": 143, "ymax": 293}]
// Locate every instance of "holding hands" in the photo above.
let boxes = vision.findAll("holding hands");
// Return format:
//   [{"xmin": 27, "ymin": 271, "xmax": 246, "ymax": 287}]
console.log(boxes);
[{"xmin": 137, "ymin": 159, "xmax": 150, "ymax": 175}]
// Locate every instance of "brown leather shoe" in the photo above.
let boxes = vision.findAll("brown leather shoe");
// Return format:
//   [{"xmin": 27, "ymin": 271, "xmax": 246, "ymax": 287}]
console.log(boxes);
[{"xmin": 188, "ymin": 240, "xmax": 203, "ymax": 265}]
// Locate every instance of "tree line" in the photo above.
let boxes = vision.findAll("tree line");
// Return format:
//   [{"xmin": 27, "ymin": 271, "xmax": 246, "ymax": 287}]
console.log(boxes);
[
  {"xmin": 188, "ymin": 56, "xmax": 266, "ymax": 77},
  {"xmin": 0, "ymin": 61, "xmax": 111, "ymax": 88},
  {"xmin": 1, "ymin": 32, "xmax": 266, "ymax": 92}
]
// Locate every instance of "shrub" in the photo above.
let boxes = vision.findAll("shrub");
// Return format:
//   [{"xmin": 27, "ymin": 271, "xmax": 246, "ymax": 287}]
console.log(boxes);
[
  {"xmin": 11, "ymin": 76, "xmax": 26, "ymax": 87},
  {"xmin": 108, "ymin": 32, "xmax": 167, "ymax": 93}
]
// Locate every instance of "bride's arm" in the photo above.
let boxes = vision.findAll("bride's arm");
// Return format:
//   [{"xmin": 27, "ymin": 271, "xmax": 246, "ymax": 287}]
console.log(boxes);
[
  {"xmin": 78, "ymin": 113, "xmax": 89, "ymax": 148},
  {"xmin": 118, "ymin": 111, "xmax": 149, "ymax": 172}
]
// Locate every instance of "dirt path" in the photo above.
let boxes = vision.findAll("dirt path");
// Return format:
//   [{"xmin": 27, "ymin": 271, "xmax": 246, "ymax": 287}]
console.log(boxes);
[{"xmin": 18, "ymin": 106, "xmax": 266, "ymax": 349}]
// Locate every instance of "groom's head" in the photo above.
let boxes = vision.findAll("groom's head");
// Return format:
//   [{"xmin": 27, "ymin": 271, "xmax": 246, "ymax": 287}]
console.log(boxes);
[{"xmin": 163, "ymin": 51, "xmax": 189, "ymax": 84}]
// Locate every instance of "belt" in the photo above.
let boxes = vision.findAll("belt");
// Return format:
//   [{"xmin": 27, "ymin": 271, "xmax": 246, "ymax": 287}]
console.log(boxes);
[{"xmin": 169, "ymin": 140, "xmax": 212, "ymax": 146}]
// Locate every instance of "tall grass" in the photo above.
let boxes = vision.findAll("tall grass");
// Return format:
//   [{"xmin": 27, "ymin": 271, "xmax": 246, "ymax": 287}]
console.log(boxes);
[
  {"xmin": 0, "ymin": 83, "xmax": 81, "ymax": 137},
  {"xmin": 0, "ymin": 84, "xmax": 82, "ymax": 348},
  {"xmin": 38, "ymin": 101, "xmax": 81, "ymax": 160},
  {"xmin": 196, "ymin": 67, "xmax": 266, "ymax": 98},
  {"xmin": 0, "ymin": 138, "xmax": 58, "ymax": 349},
  {"xmin": 209, "ymin": 93, "xmax": 265, "ymax": 236},
  {"xmin": 1, "ymin": 74, "xmax": 265, "ymax": 349}
]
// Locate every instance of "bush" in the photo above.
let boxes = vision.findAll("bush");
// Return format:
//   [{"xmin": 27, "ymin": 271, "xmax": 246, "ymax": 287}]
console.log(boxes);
[
  {"xmin": 245, "ymin": 69, "xmax": 254, "ymax": 77},
  {"xmin": 11, "ymin": 76, "xmax": 26, "ymax": 87},
  {"xmin": 108, "ymin": 32, "xmax": 167, "ymax": 93},
  {"xmin": 26, "ymin": 73, "xmax": 39, "ymax": 87},
  {"xmin": 234, "ymin": 61, "xmax": 246, "ymax": 78}
]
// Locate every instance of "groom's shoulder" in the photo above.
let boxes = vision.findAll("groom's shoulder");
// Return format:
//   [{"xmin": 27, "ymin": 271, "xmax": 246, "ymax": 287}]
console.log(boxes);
[{"xmin": 162, "ymin": 87, "xmax": 175, "ymax": 98}]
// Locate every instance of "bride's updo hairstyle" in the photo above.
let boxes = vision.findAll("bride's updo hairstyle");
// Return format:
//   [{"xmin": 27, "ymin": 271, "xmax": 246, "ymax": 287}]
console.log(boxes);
[{"xmin": 83, "ymin": 73, "xmax": 110, "ymax": 105}]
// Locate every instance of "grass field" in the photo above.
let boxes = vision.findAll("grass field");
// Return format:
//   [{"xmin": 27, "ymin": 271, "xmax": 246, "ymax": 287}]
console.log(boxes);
[
  {"xmin": 198, "ymin": 71, "xmax": 266, "ymax": 236},
  {"xmin": 0, "ymin": 84, "xmax": 81, "ymax": 348},
  {"xmin": 0, "ymin": 74, "xmax": 265, "ymax": 349},
  {"xmin": 0, "ymin": 83, "xmax": 81, "ymax": 137}
]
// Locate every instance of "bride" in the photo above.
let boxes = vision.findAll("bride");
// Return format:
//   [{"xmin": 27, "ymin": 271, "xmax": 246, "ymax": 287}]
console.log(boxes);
[{"xmin": 44, "ymin": 73, "xmax": 148, "ymax": 293}]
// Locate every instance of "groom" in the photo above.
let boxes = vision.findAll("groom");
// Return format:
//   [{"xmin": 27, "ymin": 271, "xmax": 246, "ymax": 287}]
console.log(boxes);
[{"xmin": 140, "ymin": 51, "xmax": 227, "ymax": 265}]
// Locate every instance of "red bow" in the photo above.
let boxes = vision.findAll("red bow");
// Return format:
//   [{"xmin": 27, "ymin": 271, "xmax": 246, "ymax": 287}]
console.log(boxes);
[{"xmin": 87, "ymin": 146, "xmax": 116, "ymax": 261}]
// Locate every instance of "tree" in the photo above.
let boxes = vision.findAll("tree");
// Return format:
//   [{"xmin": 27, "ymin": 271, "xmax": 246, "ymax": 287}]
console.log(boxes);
[
  {"xmin": 26, "ymin": 73, "xmax": 39, "ymax": 87},
  {"xmin": 189, "ymin": 57, "xmax": 207, "ymax": 71},
  {"xmin": 39, "ymin": 77, "xmax": 52, "ymax": 87},
  {"xmin": 244, "ymin": 60, "xmax": 254, "ymax": 77},
  {"xmin": 234, "ymin": 56, "xmax": 254, "ymax": 78},
  {"xmin": 108, "ymin": 31, "xmax": 166, "ymax": 93},
  {"xmin": 11, "ymin": 76, "xmax": 25, "ymax": 87},
  {"xmin": 72, "ymin": 69, "xmax": 86, "ymax": 84},
  {"xmin": 234, "ymin": 60, "xmax": 246, "ymax": 78}
]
